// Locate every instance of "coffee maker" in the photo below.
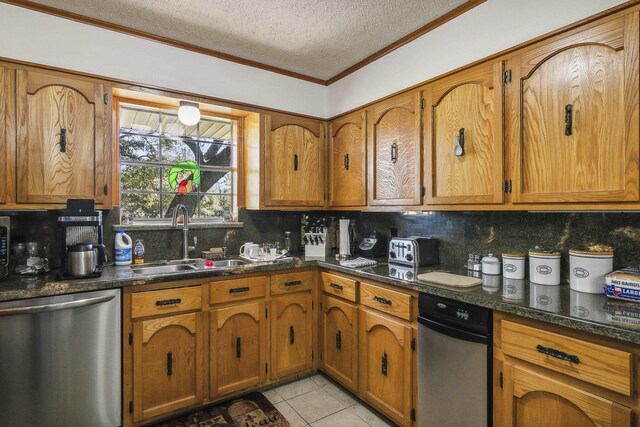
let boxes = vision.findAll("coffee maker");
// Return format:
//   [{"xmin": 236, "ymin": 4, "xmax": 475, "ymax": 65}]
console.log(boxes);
[{"xmin": 57, "ymin": 199, "xmax": 105, "ymax": 278}]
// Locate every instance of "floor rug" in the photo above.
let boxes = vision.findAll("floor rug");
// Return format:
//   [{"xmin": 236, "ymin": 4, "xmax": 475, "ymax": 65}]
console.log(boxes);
[{"xmin": 152, "ymin": 392, "xmax": 290, "ymax": 427}]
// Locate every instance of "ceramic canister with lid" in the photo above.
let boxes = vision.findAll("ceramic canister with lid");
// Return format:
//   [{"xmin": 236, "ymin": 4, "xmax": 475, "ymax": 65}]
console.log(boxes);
[
  {"xmin": 481, "ymin": 253, "xmax": 501, "ymax": 275},
  {"xmin": 529, "ymin": 247, "xmax": 561, "ymax": 285},
  {"xmin": 569, "ymin": 244, "xmax": 613, "ymax": 294},
  {"xmin": 502, "ymin": 252, "xmax": 526, "ymax": 279}
]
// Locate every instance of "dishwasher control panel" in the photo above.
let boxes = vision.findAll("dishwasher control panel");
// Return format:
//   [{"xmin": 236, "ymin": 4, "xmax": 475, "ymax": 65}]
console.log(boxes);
[{"xmin": 418, "ymin": 294, "xmax": 491, "ymax": 335}]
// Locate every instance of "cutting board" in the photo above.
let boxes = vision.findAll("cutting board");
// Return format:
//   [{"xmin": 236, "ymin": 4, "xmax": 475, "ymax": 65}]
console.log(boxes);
[{"xmin": 416, "ymin": 272, "xmax": 482, "ymax": 288}]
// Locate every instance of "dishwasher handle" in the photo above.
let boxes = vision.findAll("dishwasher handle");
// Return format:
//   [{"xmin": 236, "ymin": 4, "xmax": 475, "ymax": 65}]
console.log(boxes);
[
  {"xmin": 0, "ymin": 294, "xmax": 116, "ymax": 316},
  {"xmin": 418, "ymin": 315, "xmax": 488, "ymax": 344}
]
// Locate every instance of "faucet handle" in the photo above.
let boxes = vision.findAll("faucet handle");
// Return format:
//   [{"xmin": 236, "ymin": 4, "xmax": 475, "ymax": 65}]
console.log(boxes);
[{"xmin": 187, "ymin": 236, "xmax": 197, "ymax": 253}]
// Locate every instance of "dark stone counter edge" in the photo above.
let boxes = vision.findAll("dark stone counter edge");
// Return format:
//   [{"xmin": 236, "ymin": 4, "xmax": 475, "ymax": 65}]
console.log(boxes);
[{"xmin": 1, "ymin": 258, "xmax": 639, "ymax": 345}]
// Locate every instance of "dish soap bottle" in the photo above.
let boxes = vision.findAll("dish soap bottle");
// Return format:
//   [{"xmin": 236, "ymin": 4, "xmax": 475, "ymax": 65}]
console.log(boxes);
[
  {"xmin": 114, "ymin": 230, "xmax": 133, "ymax": 266},
  {"xmin": 133, "ymin": 239, "xmax": 145, "ymax": 264}
]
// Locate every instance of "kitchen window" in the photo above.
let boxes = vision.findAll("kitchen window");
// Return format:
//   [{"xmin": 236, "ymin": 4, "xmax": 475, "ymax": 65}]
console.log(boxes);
[{"xmin": 117, "ymin": 101, "xmax": 238, "ymax": 221}]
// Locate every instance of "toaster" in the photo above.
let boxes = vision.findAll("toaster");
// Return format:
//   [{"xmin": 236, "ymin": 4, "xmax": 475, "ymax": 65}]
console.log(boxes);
[{"xmin": 388, "ymin": 236, "xmax": 438, "ymax": 267}]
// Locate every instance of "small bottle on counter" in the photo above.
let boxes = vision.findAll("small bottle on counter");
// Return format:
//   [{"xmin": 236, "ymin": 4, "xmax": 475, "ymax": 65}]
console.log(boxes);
[
  {"xmin": 473, "ymin": 255, "xmax": 482, "ymax": 272},
  {"xmin": 467, "ymin": 253, "xmax": 474, "ymax": 270},
  {"xmin": 133, "ymin": 239, "xmax": 145, "ymax": 264}
]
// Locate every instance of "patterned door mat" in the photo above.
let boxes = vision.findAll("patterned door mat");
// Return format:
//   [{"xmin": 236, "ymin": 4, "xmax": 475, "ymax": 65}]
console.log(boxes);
[{"xmin": 151, "ymin": 392, "xmax": 290, "ymax": 427}]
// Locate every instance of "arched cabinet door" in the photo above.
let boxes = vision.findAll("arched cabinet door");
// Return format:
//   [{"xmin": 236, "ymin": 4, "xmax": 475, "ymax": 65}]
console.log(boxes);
[
  {"xmin": 132, "ymin": 312, "xmax": 204, "ymax": 422},
  {"xmin": 321, "ymin": 295, "xmax": 358, "ymax": 391},
  {"xmin": 359, "ymin": 309, "xmax": 413, "ymax": 426},
  {"xmin": 507, "ymin": 13, "xmax": 640, "ymax": 203},
  {"xmin": 16, "ymin": 69, "xmax": 110, "ymax": 205},
  {"xmin": 368, "ymin": 91, "xmax": 423, "ymax": 206},
  {"xmin": 264, "ymin": 113, "xmax": 325, "ymax": 207},
  {"xmin": 424, "ymin": 61, "xmax": 504, "ymax": 204},
  {"xmin": 329, "ymin": 110, "xmax": 366, "ymax": 207},
  {"xmin": 270, "ymin": 293, "xmax": 313, "ymax": 380},
  {"xmin": 210, "ymin": 302, "xmax": 266, "ymax": 398},
  {"xmin": 501, "ymin": 364, "xmax": 632, "ymax": 427}
]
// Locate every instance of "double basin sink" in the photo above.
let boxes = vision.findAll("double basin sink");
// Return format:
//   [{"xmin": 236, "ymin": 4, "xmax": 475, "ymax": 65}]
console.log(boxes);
[{"xmin": 131, "ymin": 259, "xmax": 248, "ymax": 275}]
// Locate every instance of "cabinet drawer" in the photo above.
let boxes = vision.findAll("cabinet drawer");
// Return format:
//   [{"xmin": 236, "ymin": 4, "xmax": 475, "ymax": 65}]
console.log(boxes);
[
  {"xmin": 131, "ymin": 286, "xmax": 202, "ymax": 319},
  {"xmin": 360, "ymin": 282, "xmax": 412, "ymax": 321},
  {"xmin": 210, "ymin": 276, "xmax": 267, "ymax": 305},
  {"xmin": 271, "ymin": 271, "xmax": 314, "ymax": 295},
  {"xmin": 501, "ymin": 320, "xmax": 633, "ymax": 396},
  {"xmin": 321, "ymin": 272, "xmax": 357, "ymax": 302}
]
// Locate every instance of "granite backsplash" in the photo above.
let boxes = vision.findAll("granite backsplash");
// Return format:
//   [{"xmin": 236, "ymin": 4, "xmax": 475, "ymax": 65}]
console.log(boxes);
[{"xmin": 6, "ymin": 208, "xmax": 640, "ymax": 282}]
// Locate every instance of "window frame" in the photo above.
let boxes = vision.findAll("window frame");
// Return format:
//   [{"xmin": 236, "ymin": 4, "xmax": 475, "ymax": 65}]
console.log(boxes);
[{"xmin": 113, "ymin": 96, "xmax": 243, "ymax": 222}]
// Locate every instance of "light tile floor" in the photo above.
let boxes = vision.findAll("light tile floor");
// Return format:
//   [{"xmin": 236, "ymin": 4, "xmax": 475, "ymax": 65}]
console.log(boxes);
[{"xmin": 264, "ymin": 374, "xmax": 394, "ymax": 427}]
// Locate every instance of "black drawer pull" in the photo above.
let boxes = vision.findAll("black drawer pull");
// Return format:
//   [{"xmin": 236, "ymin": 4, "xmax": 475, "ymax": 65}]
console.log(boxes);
[
  {"xmin": 330, "ymin": 283, "xmax": 343, "ymax": 291},
  {"xmin": 155, "ymin": 298, "xmax": 181, "ymax": 306},
  {"xmin": 289, "ymin": 325, "xmax": 295, "ymax": 345},
  {"xmin": 284, "ymin": 280, "xmax": 302, "ymax": 287},
  {"xmin": 167, "ymin": 352, "xmax": 173, "ymax": 376},
  {"xmin": 293, "ymin": 154, "xmax": 299, "ymax": 171},
  {"xmin": 336, "ymin": 330, "xmax": 342, "ymax": 350},
  {"xmin": 59, "ymin": 128, "xmax": 67, "ymax": 153},
  {"xmin": 236, "ymin": 337, "xmax": 241, "ymax": 359},
  {"xmin": 381, "ymin": 352, "xmax": 388, "ymax": 376},
  {"xmin": 373, "ymin": 296, "xmax": 392, "ymax": 305},
  {"xmin": 344, "ymin": 153, "xmax": 350, "ymax": 170},
  {"xmin": 536, "ymin": 344, "xmax": 580, "ymax": 364},
  {"xmin": 229, "ymin": 287, "xmax": 250, "ymax": 294},
  {"xmin": 390, "ymin": 142, "xmax": 398, "ymax": 163}
]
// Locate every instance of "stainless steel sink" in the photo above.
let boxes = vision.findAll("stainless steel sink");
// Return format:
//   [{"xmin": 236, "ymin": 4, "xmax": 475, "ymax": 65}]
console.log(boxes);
[
  {"xmin": 131, "ymin": 264, "xmax": 198, "ymax": 275},
  {"xmin": 210, "ymin": 259, "xmax": 247, "ymax": 268}
]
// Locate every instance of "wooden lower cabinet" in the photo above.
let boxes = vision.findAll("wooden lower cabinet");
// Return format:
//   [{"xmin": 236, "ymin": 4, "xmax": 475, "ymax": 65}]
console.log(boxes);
[
  {"xmin": 360, "ymin": 308, "xmax": 414, "ymax": 426},
  {"xmin": 321, "ymin": 295, "xmax": 358, "ymax": 392},
  {"xmin": 270, "ymin": 293, "xmax": 313, "ymax": 380},
  {"xmin": 501, "ymin": 363, "xmax": 632, "ymax": 427},
  {"xmin": 210, "ymin": 302, "xmax": 266, "ymax": 398},
  {"xmin": 132, "ymin": 312, "xmax": 205, "ymax": 423}
]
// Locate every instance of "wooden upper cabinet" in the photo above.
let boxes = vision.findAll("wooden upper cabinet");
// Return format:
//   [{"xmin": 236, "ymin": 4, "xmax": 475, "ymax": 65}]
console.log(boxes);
[
  {"xmin": 508, "ymin": 13, "xmax": 640, "ymax": 203},
  {"xmin": 264, "ymin": 113, "xmax": 325, "ymax": 207},
  {"xmin": 0, "ymin": 67, "xmax": 9, "ymax": 204},
  {"xmin": 424, "ymin": 61, "xmax": 504, "ymax": 204},
  {"xmin": 368, "ymin": 91, "xmax": 422, "ymax": 206},
  {"xmin": 329, "ymin": 110, "xmax": 366, "ymax": 207},
  {"xmin": 15, "ymin": 69, "xmax": 111, "ymax": 205}
]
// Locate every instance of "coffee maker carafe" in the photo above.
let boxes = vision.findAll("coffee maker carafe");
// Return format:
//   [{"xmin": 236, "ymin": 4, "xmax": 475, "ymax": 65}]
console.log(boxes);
[{"xmin": 57, "ymin": 199, "xmax": 105, "ymax": 279}]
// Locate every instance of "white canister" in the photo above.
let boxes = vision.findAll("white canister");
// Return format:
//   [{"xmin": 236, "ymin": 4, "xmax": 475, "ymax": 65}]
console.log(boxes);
[
  {"xmin": 569, "ymin": 245, "xmax": 613, "ymax": 294},
  {"xmin": 502, "ymin": 252, "xmax": 526, "ymax": 279},
  {"xmin": 529, "ymin": 248, "xmax": 561, "ymax": 285},
  {"xmin": 481, "ymin": 254, "xmax": 501, "ymax": 275},
  {"xmin": 530, "ymin": 283, "xmax": 561, "ymax": 313}
]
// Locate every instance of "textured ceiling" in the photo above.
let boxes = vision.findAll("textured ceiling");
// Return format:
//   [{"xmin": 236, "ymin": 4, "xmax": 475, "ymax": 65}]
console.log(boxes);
[{"xmin": 23, "ymin": 0, "xmax": 468, "ymax": 80}]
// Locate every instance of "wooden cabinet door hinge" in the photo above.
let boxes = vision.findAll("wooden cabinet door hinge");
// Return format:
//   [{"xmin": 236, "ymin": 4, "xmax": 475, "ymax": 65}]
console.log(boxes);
[
  {"xmin": 265, "ymin": 308, "xmax": 268, "ymax": 318},
  {"xmin": 499, "ymin": 371, "xmax": 503, "ymax": 389},
  {"xmin": 311, "ymin": 350, "xmax": 314, "ymax": 361},
  {"xmin": 420, "ymin": 98, "xmax": 425, "ymax": 109},
  {"xmin": 420, "ymin": 186, "xmax": 426, "ymax": 198},
  {"xmin": 503, "ymin": 69, "xmax": 512, "ymax": 84},
  {"xmin": 129, "ymin": 401, "xmax": 133, "ymax": 414},
  {"xmin": 411, "ymin": 338, "xmax": 416, "ymax": 351},
  {"xmin": 265, "ymin": 363, "xmax": 268, "ymax": 374},
  {"xmin": 104, "ymin": 93, "xmax": 108, "ymax": 105},
  {"xmin": 128, "ymin": 332, "xmax": 133, "ymax": 345},
  {"xmin": 504, "ymin": 179, "xmax": 512, "ymax": 194},
  {"xmin": 411, "ymin": 408, "xmax": 416, "ymax": 421}
]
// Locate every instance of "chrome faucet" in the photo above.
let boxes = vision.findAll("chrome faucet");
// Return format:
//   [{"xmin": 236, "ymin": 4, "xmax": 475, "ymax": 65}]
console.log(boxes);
[{"xmin": 171, "ymin": 204, "xmax": 196, "ymax": 260}]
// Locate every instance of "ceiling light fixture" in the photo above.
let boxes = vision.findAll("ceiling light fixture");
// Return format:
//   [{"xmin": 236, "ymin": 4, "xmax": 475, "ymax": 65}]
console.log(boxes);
[{"xmin": 178, "ymin": 101, "xmax": 201, "ymax": 126}]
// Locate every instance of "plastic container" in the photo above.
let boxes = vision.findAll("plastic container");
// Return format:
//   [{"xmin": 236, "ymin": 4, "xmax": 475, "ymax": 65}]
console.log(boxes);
[
  {"xmin": 502, "ymin": 252, "xmax": 526, "ymax": 279},
  {"xmin": 529, "ymin": 248, "xmax": 561, "ymax": 285},
  {"xmin": 569, "ymin": 244, "xmax": 613, "ymax": 294},
  {"xmin": 133, "ymin": 239, "xmax": 145, "ymax": 265},
  {"xmin": 114, "ymin": 230, "xmax": 133, "ymax": 266}
]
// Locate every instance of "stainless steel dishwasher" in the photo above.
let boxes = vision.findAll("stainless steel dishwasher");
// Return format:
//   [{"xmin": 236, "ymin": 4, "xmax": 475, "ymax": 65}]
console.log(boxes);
[
  {"xmin": 0, "ymin": 288, "xmax": 121, "ymax": 427},
  {"xmin": 417, "ymin": 294, "xmax": 492, "ymax": 427}
]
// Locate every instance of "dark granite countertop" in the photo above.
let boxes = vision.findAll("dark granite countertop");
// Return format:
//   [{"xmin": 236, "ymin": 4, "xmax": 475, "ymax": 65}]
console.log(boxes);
[{"xmin": 1, "ymin": 256, "xmax": 639, "ymax": 345}]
